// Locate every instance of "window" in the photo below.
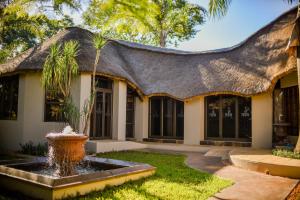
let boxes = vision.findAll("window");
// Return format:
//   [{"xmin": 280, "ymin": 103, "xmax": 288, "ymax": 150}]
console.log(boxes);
[
  {"xmin": 126, "ymin": 87, "xmax": 136, "ymax": 138},
  {"xmin": 273, "ymin": 85, "xmax": 299, "ymax": 136},
  {"xmin": 44, "ymin": 90, "xmax": 65, "ymax": 122},
  {"xmin": 205, "ymin": 95, "xmax": 251, "ymax": 140},
  {"xmin": 0, "ymin": 75, "xmax": 19, "ymax": 120},
  {"xmin": 90, "ymin": 76, "xmax": 113, "ymax": 139},
  {"xmin": 149, "ymin": 97, "xmax": 184, "ymax": 139}
]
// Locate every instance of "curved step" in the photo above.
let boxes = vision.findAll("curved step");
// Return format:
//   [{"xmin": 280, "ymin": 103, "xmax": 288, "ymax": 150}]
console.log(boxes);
[{"xmin": 229, "ymin": 149, "xmax": 300, "ymax": 179}]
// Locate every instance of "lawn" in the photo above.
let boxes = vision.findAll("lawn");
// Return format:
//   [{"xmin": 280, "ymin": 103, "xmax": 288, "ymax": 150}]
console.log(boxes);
[
  {"xmin": 74, "ymin": 151, "xmax": 232, "ymax": 200},
  {"xmin": 0, "ymin": 151, "xmax": 232, "ymax": 200}
]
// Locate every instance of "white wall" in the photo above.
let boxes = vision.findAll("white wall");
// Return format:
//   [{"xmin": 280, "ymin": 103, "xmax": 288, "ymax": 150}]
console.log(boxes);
[
  {"xmin": 134, "ymin": 97, "xmax": 149, "ymax": 141},
  {"xmin": 0, "ymin": 73, "xmax": 89, "ymax": 151},
  {"xmin": 112, "ymin": 80, "xmax": 127, "ymax": 140},
  {"xmin": 184, "ymin": 96, "xmax": 204, "ymax": 145},
  {"xmin": 252, "ymin": 93, "xmax": 273, "ymax": 149},
  {"xmin": 0, "ymin": 75, "xmax": 25, "ymax": 150},
  {"xmin": 22, "ymin": 73, "xmax": 64, "ymax": 144}
]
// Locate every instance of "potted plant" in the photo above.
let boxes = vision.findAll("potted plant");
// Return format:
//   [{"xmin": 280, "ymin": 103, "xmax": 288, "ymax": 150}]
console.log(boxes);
[{"xmin": 42, "ymin": 35, "xmax": 106, "ymax": 176}]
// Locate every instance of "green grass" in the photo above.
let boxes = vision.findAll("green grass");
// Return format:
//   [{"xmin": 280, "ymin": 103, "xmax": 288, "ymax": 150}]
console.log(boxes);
[
  {"xmin": 272, "ymin": 149, "xmax": 300, "ymax": 160},
  {"xmin": 73, "ymin": 151, "xmax": 232, "ymax": 200}
]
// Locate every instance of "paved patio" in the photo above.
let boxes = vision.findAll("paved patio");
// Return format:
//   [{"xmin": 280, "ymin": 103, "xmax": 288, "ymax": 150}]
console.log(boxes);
[
  {"xmin": 185, "ymin": 150, "xmax": 299, "ymax": 200},
  {"xmin": 142, "ymin": 148, "xmax": 299, "ymax": 200}
]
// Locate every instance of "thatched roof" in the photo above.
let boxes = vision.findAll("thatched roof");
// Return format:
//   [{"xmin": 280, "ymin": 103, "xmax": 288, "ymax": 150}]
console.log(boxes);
[{"xmin": 0, "ymin": 7, "xmax": 297, "ymax": 100}]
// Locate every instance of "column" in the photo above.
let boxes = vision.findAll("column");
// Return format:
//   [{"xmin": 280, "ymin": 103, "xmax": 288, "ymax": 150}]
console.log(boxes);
[
  {"xmin": 112, "ymin": 80, "xmax": 127, "ymax": 140},
  {"xmin": 184, "ymin": 96, "xmax": 205, "ymax": 145},
  {"xmin": 252, "ymin": 93, "xmax": 273, "ymax": 149}
]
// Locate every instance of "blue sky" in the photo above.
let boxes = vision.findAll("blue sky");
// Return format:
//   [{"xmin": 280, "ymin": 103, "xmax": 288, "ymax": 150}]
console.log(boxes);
[{"xmin": 65, "ymin": 0, "xmax": 297, "ymax": 51}]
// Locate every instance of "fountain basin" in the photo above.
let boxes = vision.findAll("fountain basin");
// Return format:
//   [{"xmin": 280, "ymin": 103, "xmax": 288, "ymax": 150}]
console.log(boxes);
[{"xmin": 0, "ymin": 156, "xmax": 156, "ymax": 200}]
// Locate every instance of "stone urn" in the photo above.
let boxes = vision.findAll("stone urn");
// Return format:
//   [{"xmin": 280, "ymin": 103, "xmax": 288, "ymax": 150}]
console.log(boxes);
[{"xmin": 46, "ymin": 133, "xmax": 88, "ymax": 177}]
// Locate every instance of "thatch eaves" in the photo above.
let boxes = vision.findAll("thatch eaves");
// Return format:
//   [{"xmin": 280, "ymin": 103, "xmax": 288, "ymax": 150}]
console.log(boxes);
[{"xmin": 0, "ymin": 7, "xmax": 297, "ymax": 100}]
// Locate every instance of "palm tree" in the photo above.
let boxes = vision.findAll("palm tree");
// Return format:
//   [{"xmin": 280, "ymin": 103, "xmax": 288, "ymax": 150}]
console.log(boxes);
[
  {"xmin": 84, "ymin": 0, "xmax": 206, "ymax": 47},
  {"xmin": 208, "ymin": 0, "xmax": 300, "ymax": 152},
  {"xmin": 82, "ymin": 34, "xmax": 106, "ymax": 135},
  {"xmin": 42, "ymin": 40, "xmax": 80, "ymax": 130}
]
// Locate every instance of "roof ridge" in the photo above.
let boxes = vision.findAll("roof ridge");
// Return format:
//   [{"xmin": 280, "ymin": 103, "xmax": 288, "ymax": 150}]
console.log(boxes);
[{"xmin": 107, "ymin": 6, "xmax": 297, "ymax": 55}]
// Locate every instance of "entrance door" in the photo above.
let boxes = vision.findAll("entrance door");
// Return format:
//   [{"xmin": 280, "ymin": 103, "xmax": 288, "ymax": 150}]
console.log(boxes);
[
  {"xmin": 222, "ymin": 96, "xmax": 236, "ymax": 138},
  {"xmin": 90, "ymin": 77, "xmax": 113, "ymax": 139}
]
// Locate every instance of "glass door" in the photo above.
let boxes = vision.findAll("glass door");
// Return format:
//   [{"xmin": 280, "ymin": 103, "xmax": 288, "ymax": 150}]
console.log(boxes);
[
  {"xmin": 222, "ymin": 96, "xmax": 236, "ymax": 138},
  {"xmin": 91, "ymin": 90, "xmax": 112, "ymax": 139},
  {"xmin": 126, "ymin": 87, "xmax": 135, "ymax": 138},
  {"xmin": 206, "ymin": 96, "xmax": 220, "ymax": 137}
]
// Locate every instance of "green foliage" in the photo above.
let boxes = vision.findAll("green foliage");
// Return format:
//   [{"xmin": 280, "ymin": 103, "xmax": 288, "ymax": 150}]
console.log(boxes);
[
  {"xmin": 42, "ymin": 40, "xmax": 80, "ymax": 129},
  {"xmin": 93, "ymin": 33, "xmax": 107, "ymax": 50},
  {"xmin": 208, "ymin": 0, "xmax": 231, "ymax": 18},
  {"xmin": 42, "ymin": 40, "xmax": 79, "ymax": 97},
  {"xmin": 84, "ymin": 0, "xmax": 206, "ymax": 47},
  {"xmin": 19, "ymin": 141, "xmax": 48, "ymax": 156},
  {"xmin": 272, "ymin": 149, "xmax": 300, "ymax": 160},
  {"xmin": 69, "ymin": 151, "xmax": 232, "ymax": 199},
  {"xmin": 0, "ymin": 0, "xmax": 77, "ymax": 63},
  {"xmin": 63, "ymin": 97, "xmax": 80, "ymax": 131}
]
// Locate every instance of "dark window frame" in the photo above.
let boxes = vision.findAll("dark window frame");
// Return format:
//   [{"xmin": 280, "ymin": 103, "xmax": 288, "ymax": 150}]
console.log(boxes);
[
  {"xmin": 90, "ymin": 76, "xmax": 113, "ymax": 139},
  {"xmin": 0, "ymin": 75, "xmax": 19, "ymax": 120},
  {"xmin": 148, "ymin": 96, "xmax": 184, "ymax": 139},
  {"xmin": 44, "ymin": 90, "xmax": 65, "ymax": 122},
  {"xmin": 205, "ymin": 95, "xmax": 252, "ymax": 141},
  {"xmin": 126, "ymin": 86, "xmax": 136, "ymax": 138}
]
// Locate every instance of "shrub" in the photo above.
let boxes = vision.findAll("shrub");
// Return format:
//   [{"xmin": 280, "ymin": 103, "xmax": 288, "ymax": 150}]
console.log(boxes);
[
  {"xmin": 19, "ymin": 141, "xmax": 48, "ymax": 156},
  {"xmin": 272, "ymin": 149, "xmax": 300, "ymax": 160}
]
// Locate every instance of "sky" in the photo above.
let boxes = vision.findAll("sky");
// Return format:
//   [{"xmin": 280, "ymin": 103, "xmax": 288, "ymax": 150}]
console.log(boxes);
[{"xmin": 64, "ymin": 0, "xmax": 297, "ymax": 51}]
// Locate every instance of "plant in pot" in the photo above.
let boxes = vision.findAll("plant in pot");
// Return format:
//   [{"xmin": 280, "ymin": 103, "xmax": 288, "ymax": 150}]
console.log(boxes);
[{"xmin": 42, "ymin": 35, "xmax": 106, "ymax": 176}]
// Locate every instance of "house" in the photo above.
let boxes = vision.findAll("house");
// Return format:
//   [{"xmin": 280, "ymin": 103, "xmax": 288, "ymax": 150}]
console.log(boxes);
[{"xmin": 0, "ymin": 7, "xmax": 299, "ymax": 152}]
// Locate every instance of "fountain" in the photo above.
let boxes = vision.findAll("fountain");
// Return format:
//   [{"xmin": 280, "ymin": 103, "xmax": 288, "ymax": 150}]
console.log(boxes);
[
  {"xmin": 46, "ymin": 126, "xmax": 88, "ymax": 177},
  {"xmin": 0, "ymin": 126, "xmax": 156, "ymax": 200}
]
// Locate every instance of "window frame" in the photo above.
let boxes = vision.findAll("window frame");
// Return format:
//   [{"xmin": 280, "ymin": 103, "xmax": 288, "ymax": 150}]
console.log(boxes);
[
  {"xmin": 148, "ymin": 96, "xmax": 184, "ymax": 139},
  {"xmin": 44, "ymin": 89, "xmax": 65, "ymax": 122},
  {"xmin": 126, "ymin": 86, "xmax": 136, "ymax": 138},
  {"xmin": 0, "ymin": 75, "xmax": 19, "ymax": 120},
  {"xmin": 205, "ymin": 95, "xmax": 252, "ymax": 141}
]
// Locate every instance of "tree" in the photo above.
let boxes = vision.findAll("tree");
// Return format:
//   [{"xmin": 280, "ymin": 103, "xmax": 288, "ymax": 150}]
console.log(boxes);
[
  {"xmin": 207, "ymin": 0, "xmax": 300, "ymax": 153},
  {"xmin": 42, "ymin": 40, "xmax": 80, "ymax": 130},
  {"xmin": 0, "ymin": 0, "xmax": 79, "ymax": 63},
  {"xmin": 82, "ymin": 34, "xmax": 106, "ymax": 135},
  {"xmin": 84, "ymin": 0, "xmax": 206, "ymax": 47}
]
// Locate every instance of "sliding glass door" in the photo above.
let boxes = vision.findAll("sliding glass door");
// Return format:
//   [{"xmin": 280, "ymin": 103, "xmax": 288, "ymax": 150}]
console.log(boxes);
[
  {"xmin": 149, "ymin": 97, "xmax": 184, "ymax": 139},
  {"xmin": 206, "ymin": 95, "xmax": 251, "ymax": 140},
  {"xmin": 90, "ymin": 77, "xmax": 113, "ymax": 139}
]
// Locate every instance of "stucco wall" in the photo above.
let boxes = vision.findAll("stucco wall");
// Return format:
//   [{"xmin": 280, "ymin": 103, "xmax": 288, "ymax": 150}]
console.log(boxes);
[
  {"xmin": 22, "ymin": 73, "xmax": 64, "ymax": 144},
  {"xmin": 0, "ymin": 75, "xmax": 25, "ymax": 150},
  {"xmin": 112, "ymin": 80, "xmax": 127, "ymax": 140},
  {"xmin": 134, "ymin": 97, "xmax": 149, "ymax": 141},
  {"xmin": 184, "ymin": 96, "xmax": 204, "ymax": 145},
  {"xmin": 252, "ymin": 93, "xmax": 273, "ymax": 149},
  {"xmin": 0, "ymin": 73, "xmax": 89, "ymax": 151}
]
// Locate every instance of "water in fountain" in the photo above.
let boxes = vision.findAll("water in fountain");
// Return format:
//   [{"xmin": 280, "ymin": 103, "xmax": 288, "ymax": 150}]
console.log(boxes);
[{"xmin": 46, "ymin": 126, "xmax": 88, "ymax": 177}]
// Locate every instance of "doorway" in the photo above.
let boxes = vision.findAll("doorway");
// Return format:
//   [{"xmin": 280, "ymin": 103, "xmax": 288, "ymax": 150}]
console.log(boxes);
[{"xmin": 90, "ymin": 77, "xmax": 113, "ymax": 139}]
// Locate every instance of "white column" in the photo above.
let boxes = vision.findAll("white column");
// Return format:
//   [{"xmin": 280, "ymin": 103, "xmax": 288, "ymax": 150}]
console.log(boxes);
[
  {"xmin": 134, "ymin": 97, "xmax": 149, "ymax": 141},
  {"xmin": 77, "ymin": 74, "xmax": 91, "ymax": 134},
  {"xmin": 184, "ymin": 96, "xmax": 205, "ymax": 145},
  {"xmin": 252, "ymin": 93, "xmax": 273, "ymax": 149},
  {"xmin": 112, "ymin": 80, "xmax": 127, "ymax": 140}
]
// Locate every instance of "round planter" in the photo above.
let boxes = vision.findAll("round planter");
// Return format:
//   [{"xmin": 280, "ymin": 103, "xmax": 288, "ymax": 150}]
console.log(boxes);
[{"xmin": 46, "ymin": 133, "xmax": 88, "ymax": 177}]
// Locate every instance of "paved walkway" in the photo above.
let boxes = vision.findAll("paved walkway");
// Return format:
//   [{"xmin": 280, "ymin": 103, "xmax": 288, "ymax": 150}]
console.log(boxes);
[
  {"xmin": 140, "ymin": 148, "xmax": 299, "ymax": 199},
  {"xmin": 185, "ymin": 150, "xmax": 299, "ymax": 200}
]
